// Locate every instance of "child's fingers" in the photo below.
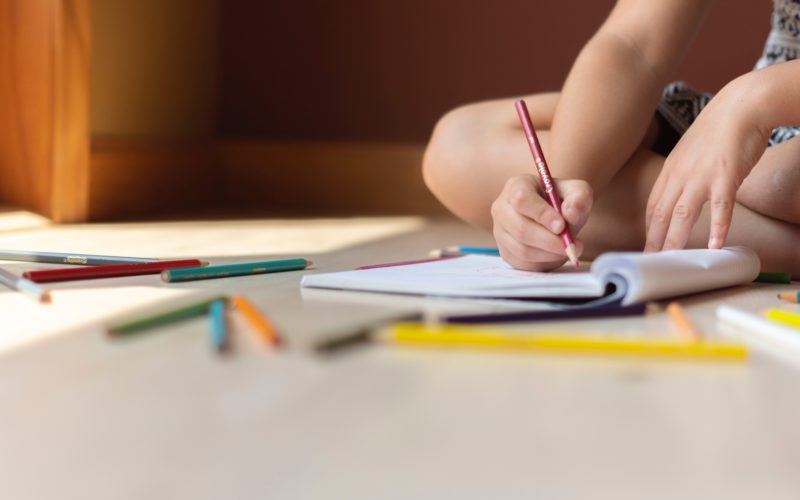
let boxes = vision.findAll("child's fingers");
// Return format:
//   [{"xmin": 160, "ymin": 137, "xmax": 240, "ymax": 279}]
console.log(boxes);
[
  {"xmin": 707, "ymin": 183, "xmax": 735, "ymax": 249},
  {"xmin": 557, "ymin": 180, "xmax": 593, "ymax": 227},
  {"xmin": 644, "ymin": 184, "xmax": 682, "ymax": 252},
  {"xmin": 493, "ymin": 201, "xmax": 571, "ymax": 256},
  {"xmin": 494, "ymin": 225, "xmax": 570, "ymax": 272},
  {"xmin": 646, "ymin": 169, "xmax": 669, "ymax": 234},
  {"xmin": 504, "ymin": 176, "xmax": 565, "ymax": 234},
  {"xmin": 662, "ymin": 188, "xmax": 705, "ymax": 250}
]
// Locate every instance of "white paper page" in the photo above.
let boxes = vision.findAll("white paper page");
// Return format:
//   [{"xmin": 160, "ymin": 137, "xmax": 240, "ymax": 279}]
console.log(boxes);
[
  {"xmin": 591, "ymin": 246, "xmax": 760, "ymax": 305},
  {"xmin": 301, "ymin": 255, "xmax": 606, "ymax": 298}
]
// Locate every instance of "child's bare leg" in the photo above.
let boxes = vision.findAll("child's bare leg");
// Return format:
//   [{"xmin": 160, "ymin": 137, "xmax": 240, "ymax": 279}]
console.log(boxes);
[
  {"xmin": 423, "ymin": 93, "xmax": 560, "ymax": 229},
  {"xmin": 736, "ymin": 137, "xmax": 800, "ymax": 223}
]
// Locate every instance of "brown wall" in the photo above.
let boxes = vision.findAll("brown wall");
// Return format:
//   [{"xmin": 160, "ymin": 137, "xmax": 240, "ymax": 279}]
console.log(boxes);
[
  {"xmin": 219, "ymin": 0, "xmax": 770, "ymax": 143},
  {"xmin": 92, "ymin": 0, "xmax": 218, "ymax": 138}
]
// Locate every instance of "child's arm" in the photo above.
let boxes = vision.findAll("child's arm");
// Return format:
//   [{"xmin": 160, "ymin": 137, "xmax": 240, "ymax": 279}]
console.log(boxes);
[
  {"xmin": 645, "ymin": 59, "xmax": 800, "ymax": 251},
  {"xmin": 548, "ymin": 0, "xmax": 713, "ymax": 191},
  {"xmin": 490, "ymin": 0, "xmax": 712, "ymax": 270}
]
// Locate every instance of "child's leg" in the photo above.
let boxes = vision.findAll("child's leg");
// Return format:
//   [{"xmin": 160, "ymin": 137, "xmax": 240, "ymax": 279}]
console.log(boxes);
[
  {"xmin": 736, "ymin": 137, "xmax": 800, "ymax": 223},
  {"xmin": 423, "ymin": 93, "xmax": 559, "ymax": 229}
]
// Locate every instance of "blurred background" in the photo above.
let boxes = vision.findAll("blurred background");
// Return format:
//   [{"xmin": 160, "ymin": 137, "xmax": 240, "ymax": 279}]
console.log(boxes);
[{"xmin": 0, "ymin": 0, "xmax": 771, "ymax": 222}]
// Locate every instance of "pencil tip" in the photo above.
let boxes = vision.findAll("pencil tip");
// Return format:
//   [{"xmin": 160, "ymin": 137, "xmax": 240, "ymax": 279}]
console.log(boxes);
[
  {"xmin": 40, "ymin": 291, "xmax": 52, "ymax": 304},
  {"xmin": 305, "ymin": 259, "xmax": 314, "ymax": 269},
  {"xmin": 565, "ymin": 244, "xmax": 580, "ymax": 268}
]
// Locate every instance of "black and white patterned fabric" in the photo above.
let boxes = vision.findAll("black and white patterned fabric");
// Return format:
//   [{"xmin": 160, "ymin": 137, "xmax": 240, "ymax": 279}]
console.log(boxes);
[{"xmin": 657, "ymin": 0, "xmax": 800, "ymax": 147}]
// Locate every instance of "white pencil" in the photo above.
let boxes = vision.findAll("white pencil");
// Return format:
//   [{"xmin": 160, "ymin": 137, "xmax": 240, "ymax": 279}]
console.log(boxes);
[
  {"xmin": 0, "ymin": 267, "xmax": 51, "ymax": 303},
  {"xmin": 716, "ymin": 304, "xmax": 800, "ymax": 354}
]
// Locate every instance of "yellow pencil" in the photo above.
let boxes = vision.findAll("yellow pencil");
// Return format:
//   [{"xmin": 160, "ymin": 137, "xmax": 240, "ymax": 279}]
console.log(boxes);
[
  {"xmin": 666, "ymin": 302, "xmax": 702, "ymax": 342},
  {"xmin": 764, "ymin": 308, "xmax": 800, "ymax": 329},
  {"xmin": 231, "ymin": 295, "xmax": 281, "ymax": 346},
  {"xmin": 385, "ymin": 323, "xmax": 747, "ymax": 361}
]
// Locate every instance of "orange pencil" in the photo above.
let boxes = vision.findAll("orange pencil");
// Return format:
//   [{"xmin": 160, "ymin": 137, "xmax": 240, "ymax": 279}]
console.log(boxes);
[
  {"xmin": 232, "ymin": 295, "xmax": 281, "ymax": 346},
  {"xmin": 778, "ymin": 291, "xmax": 800, "ymax": 303},
  {"xmin": 666, "ymin": 302, "xmax": 701, "ymax": 342}
]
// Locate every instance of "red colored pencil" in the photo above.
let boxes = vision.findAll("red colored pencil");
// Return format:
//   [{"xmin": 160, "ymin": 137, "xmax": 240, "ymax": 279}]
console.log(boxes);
[
  {"xmin": 23, "ymin": 259, "xmax": 208, "ymax": 283},
  {"xmin": 514, "ymin": 98, "xmax": 579, "ymax": 268}
]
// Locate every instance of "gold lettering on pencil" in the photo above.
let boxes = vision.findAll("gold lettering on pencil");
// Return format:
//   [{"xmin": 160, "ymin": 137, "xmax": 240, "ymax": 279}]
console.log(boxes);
[
  {"xmin": 253, "ymin": 268, "xmax": 266, "ymax": 272},
  {"xmin": 64, "ymin": 256, "xmax": 88, "ymax": 264}
]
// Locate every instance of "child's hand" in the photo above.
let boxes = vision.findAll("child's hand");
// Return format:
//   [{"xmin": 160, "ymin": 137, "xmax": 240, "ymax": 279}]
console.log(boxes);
[
  {"xmin": 492, "ymin": 174, "xmax": 592, "ymax": 271},
  {"xmin": 645, "ymin": 79, "xmax": 770, "ymax": 251}
]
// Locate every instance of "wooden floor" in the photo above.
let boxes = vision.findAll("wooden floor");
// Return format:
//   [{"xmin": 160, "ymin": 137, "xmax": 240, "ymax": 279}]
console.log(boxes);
[{"xmin": 1, "ymin": 214, "xmax": 799, "ymax": 499}]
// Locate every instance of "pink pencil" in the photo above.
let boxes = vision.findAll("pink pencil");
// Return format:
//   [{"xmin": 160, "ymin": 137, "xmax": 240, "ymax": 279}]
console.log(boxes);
[{"xmin": 514, "ymin": 98, "xmax": 579, "ymax": 268}]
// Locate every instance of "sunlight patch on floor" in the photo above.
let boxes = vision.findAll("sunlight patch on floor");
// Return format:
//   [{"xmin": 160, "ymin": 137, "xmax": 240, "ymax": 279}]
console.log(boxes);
[
  {"xmin": 0, "ymin": 285, "xmax": 202, "ymax": 354},
  {"xmin": 0, "ymin": 209, "xmax": 51, "ymax": 234},
  {"xmin": 0, "ymin": 217, "xmax": 426, "ymax": 258}
]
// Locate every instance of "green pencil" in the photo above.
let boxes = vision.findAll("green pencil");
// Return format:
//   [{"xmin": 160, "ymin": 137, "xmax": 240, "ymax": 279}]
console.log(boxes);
[
  {"xmin": 108, "ymin": 296, "xmax": 227, "ymax": 335},
  {"xmin": 754, "ymin": 271, "xmax": 792, "ymax": 284},
  {"xmin": 161, "ymin": 258, "xmax": 313, "ymax": 283}
]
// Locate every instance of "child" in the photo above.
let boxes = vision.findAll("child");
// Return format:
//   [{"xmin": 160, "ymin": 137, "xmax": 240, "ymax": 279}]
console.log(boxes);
[{"xmin": 423, "ymin": 0, "xmax": 800, "ymax": 275}]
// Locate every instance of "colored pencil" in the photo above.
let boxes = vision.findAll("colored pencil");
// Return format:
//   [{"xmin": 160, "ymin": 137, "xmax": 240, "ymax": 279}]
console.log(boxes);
[
  {"xmin": 0, "ymin": 267, "xmax": 51, "ymax": 303},
  {"xmin": 23, "ymin": 259, "xmax": 207, "ymax": 283},
  {"xmin": 754, "ymin": 271, "xmax": 792, "ymax": 284},
  {"xmin": 313, "ymin": 312, "xmax": 424, "ymax": 354},
  {"xmin": 232, "ymin": 295, "xmax": 281, "ymax": 346},
  {"xmin": 764, "ymin": 308, "xmax": 800, "ymax": 329},
  {"xmin": 209, "ymin": 299, "xmax": 229, "ymax": 352},
  {"xmin": 0, "ymin": 249, "xmax": 158, "ymax": 266},
  {"xmin": 514, "ymin": 99, "xmax": 579, "ymax": 268},
  {"xmin": 777, "ymin": 291, "xmax": 800, "ymax": 303},
  {"xmin": 717, "ymin": 304, "xmax": 800, "ymax": 355},
  {"xmin": 386, "ymin": 323, "xmax": 746, "ymax": 360},
  {"xmin": 108, "ymin": 295, "xmax": 226, "ymax": 335},
  {"xmin": 357, "ymin": 256, "xmax": 457, "ymax": 270},
  {"xmin": 444, "ymin": 302, "xmax": 646, "ymax": 324},
  {"xmin": 429, "ymin": 247, "xmax": 501, "ymax": 258},
  {"xmin": 448, "ymin": 246, "xmax": 500, "ymax": 255},
  {"xmin": 161, "ymin": 258, "xmax": 312, "ymax": 283},
  {"xmin": 666, "ymin": 302, "xmax": 702, "ymax": 342}
]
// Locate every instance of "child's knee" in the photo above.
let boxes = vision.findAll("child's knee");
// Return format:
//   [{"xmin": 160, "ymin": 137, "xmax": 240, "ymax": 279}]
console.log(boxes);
[{"xmin": 422, "ymin": 104, "xmax": 481, "ymax": 197}]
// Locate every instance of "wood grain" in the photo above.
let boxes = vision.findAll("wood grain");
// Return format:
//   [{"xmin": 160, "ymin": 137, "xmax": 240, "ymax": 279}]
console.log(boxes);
[{"xmin": 0, "ymin": 0, "xmax": 90, "ymax": 222}]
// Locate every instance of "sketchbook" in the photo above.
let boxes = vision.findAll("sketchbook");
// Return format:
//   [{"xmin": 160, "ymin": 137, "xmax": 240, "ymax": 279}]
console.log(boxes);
[{"xmin": 301, "ymin": 246, "xmax": 761, "ymax": 306}]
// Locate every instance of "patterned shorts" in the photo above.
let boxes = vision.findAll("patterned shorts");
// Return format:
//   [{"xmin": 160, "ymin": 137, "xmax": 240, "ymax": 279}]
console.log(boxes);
[{"xmin": 653, "ymin": 81, "xmax": 800, "ymax": 155}]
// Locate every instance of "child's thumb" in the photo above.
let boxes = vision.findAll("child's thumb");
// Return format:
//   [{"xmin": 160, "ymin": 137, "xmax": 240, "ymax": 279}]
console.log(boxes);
[{"xmin": 557, "ymin": 179, "xmax": 593, "ymax": 227}]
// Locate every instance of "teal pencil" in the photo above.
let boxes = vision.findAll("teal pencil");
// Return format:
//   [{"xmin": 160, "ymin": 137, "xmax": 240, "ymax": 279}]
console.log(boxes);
[
  {"xmin": 209, "ymin": 299, "xmax": 229, "ymax": 352},
  {"xmin": 448, "ymin": 246, "xmax": 500, "ymax": 255},
  {"xmin": 430, "ymin": 246, "xmax": 501, "ymax": 258},
  {"xmin": 161, "ymin": 258, "xmax": 313, "ymax": 283}
]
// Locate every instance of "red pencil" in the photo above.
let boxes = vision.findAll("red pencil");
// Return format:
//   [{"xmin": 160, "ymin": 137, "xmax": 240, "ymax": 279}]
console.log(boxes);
[
  {"xmin": 514, "ymin": 98, "xmax": 579, "ymax": 268},
  {"xmin": 23, "ymin": 259, "xmax": 208, "ymax": 283}
]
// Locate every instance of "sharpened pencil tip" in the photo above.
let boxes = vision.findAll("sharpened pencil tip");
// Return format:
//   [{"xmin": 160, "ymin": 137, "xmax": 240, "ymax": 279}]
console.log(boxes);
[
  {"xmin": 565, "ymin": 244, "xmax": 580, "ymax": 268},
  {"xmin": 40, "ymin": 290, "xmax": 52, "ymax": 304},
  {"xmin": 305, "ymin": 259, "xmax": 314, "ymax": 269}
]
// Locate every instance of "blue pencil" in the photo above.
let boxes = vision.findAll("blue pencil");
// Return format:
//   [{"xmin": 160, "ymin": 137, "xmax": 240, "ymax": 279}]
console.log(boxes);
[
  {"xmin": 450, "ymin": 246, "xmax": 501, "ymax": 255},
  {"xmin": 430, "ymin": 246, "xmax": 501, "ymax": 257},
  {"xmin": 209, "ymin": 299, "xmax": 229, "ymax": 352}
]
